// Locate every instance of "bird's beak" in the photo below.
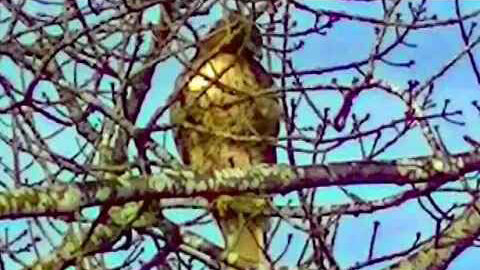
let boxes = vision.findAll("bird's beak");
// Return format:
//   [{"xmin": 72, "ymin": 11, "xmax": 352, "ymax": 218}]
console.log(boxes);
[
  {"xmin": 247, "ymin": 42, "xmax": 263, "ymax": 60},
  {"xmin": 255, "ymin": 50, "xmax": 263, "ymax": 60}
]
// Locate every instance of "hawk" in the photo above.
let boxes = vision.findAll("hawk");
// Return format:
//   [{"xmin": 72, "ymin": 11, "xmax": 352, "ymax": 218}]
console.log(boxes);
[{"xmin": 169, "ymin": 13, "xmax": 281, "ymax": 268}]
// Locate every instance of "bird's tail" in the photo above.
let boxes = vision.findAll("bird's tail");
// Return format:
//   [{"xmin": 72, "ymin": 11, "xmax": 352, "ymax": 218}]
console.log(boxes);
[
  {"xmin": 214, "ymin": 195, "xmax": 269, "ymax": 269},
  {"xmin": 220, "ymin": 215, "xmax": 268, "ymax": 269}
]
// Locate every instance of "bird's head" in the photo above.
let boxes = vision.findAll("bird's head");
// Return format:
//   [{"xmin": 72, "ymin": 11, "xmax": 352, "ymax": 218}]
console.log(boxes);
[{"xmin": 201, "ymin": 12, "xmax": 263, "ymax": 59}]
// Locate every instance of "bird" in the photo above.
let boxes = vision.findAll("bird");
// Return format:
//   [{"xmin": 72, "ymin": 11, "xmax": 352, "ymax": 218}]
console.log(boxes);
[{"xmin": 169, "ymin": 12, "xmax": 281, "ymax": 269}]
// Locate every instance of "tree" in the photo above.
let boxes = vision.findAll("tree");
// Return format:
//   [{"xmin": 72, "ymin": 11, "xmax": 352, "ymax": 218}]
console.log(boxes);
[{"xmin": 0, "ymin": 0, "xmax": 480, "ymax": 270}]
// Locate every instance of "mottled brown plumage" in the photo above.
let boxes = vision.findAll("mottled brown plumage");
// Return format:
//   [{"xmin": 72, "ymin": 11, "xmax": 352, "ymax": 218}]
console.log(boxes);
[{"xmin": 169, "ymin": 13, "xmax": 281, "ymax": 268}]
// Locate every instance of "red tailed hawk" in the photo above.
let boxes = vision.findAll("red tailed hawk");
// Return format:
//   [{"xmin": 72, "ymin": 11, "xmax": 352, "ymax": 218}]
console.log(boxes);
[{"xmin": 169, "ymin": 12, "xmax": 281, "ymax": 268}]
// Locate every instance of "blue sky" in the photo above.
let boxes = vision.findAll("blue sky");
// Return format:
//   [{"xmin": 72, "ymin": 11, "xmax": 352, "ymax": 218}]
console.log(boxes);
[{"xmin": 1, "ymin": 1, "xmax": 480, "ymax": 270}]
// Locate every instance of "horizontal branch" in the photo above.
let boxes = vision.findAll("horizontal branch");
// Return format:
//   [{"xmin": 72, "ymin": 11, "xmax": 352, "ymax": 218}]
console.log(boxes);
[{"xmin": 0, "ymin": 149, "xmax": 478, "ymax": 220}]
